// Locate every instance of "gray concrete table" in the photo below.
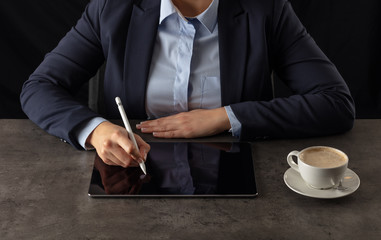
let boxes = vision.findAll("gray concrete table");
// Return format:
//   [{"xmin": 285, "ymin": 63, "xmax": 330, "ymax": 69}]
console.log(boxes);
[{"xmin": 1, "ymin": 119, "xmax": 380, "ymax": 239}]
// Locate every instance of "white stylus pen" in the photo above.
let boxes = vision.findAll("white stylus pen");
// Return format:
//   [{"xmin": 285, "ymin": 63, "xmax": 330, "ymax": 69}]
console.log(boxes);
[{"xmin": 115, "ymin": 97, "xmax": 147, "ymax": 175}]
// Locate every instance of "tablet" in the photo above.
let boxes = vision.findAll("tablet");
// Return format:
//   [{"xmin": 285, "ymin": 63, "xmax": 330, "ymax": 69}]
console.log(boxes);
[{"xmin": 88, "ymin": 142, "xmax": 257, "ymax": 197}]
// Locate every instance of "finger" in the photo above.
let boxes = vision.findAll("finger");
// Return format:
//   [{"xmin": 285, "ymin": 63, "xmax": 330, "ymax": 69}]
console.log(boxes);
[
  {"xmin": 137, "ymin": 118, "xmax": 177, "ymax": 133},
  {"xmin": 135, "ymin": 135, "xmax": 150, "ymax": 161},
  {"xmin": 139, "ymin": 123, "xmax": 170, "ymax": 133},
  {"xmin": 111, "ymin": 146, "xmax": 139, "ymax": 167},
  {"xmin": 136, "ymin": 120, "xmax": 156, "ymax": 130},
  {"xmin": 98, "ymin": 140, "xmax": 138, "ymax": 168},
  {"xmin": 101, "ymin": 151, "xmax": 128, "ymax": 167},
  {"xmin": 152, "ymin": 130, "xmax": 186, "ymax": 139},
  {"xmin": 99, "ymin": 137, "xmax": 135, "ymax": 168},
  {"xmin": 116, "ymin": 133, "xmax": 148, "ymax": 167},
  {"xmin": 113, "ymin": 131, "xmax": 142, "ymax": 161}
]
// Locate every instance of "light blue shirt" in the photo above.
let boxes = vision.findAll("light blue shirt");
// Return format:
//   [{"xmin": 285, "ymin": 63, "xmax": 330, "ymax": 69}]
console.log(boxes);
[
  {"xmin": 146, "ymin": 0, "xmax": 221, "ymax": 117},
  {"xmin": 76, "ymin": 0, "xmax": 241, "ymax": 149}
]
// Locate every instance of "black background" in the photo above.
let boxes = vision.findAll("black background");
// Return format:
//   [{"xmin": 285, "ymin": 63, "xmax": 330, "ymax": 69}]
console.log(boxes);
[{"xmin": 1, "ymin": 0, "xmax": 380, "ymax": 118}]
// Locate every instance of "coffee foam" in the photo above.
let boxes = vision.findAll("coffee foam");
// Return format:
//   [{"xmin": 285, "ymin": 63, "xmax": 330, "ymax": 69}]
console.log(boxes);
[{"xmin": 300, "ymin": 147, "xmax": 347, "ymax": 168}]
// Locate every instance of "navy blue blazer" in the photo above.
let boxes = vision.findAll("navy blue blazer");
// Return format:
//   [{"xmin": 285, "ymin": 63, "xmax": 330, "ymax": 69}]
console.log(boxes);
[{"xmin": 21, "ymin": 0, "xmax": 355, "ymax": 149}]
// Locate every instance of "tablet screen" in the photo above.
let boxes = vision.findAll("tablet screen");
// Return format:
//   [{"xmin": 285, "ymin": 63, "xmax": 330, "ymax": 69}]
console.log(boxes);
[{"xmin": 88, "ymin": 142, "xmax": 257, "ymax": 197}]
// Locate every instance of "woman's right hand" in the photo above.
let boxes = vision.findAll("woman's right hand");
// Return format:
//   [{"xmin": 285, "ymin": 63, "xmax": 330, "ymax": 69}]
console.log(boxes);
[{"xmin": 86, "ymin": 121, "xmax": 150, "ymax": 168}]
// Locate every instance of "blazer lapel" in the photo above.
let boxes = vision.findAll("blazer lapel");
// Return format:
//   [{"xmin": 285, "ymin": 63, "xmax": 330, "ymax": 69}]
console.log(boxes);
[
  {"xmin": 218, "ymin": 0, "xmax": 248, "ymax": 106},
  {"xmin": 123, "ymin": 0, "xmax": 160, "ymax": 118}
]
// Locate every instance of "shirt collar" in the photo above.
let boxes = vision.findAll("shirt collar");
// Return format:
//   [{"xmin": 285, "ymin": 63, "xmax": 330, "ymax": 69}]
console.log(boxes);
[{"xmin": 159, "ymin": 0, "xmax": 219, "ymax": 33}]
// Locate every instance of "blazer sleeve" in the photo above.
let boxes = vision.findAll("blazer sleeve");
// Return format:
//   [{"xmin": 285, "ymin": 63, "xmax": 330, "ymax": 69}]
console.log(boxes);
[
  {"xmin": 20, "ymin": 0, "xmax": 106, "ymax": 149},
  {"xmin": 231, "ymin": 0, "xmax": 355, "ymax": 140}
]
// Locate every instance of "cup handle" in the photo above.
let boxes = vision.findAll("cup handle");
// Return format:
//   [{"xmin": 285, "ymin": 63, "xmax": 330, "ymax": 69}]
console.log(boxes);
[{"xmin": 287, "ymin": 151, "xmax": 300, "ymax": 172}]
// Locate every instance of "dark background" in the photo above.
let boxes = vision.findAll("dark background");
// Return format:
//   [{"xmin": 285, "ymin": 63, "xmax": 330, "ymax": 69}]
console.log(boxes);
[{"xmin": 1, "ymin": 0, "xmax": 380, "ymax": 118}]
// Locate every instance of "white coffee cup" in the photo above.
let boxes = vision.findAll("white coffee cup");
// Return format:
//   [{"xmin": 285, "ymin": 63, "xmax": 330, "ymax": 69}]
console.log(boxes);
[{"xmin": 287, "ymin": 146, "xmax": 348, "ymax": 189}]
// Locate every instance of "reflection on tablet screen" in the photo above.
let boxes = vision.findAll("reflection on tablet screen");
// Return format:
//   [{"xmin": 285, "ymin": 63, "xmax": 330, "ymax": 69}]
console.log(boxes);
[{"xmin": 88, "ymin": 142, "xmax": 257, "ymax": 197}]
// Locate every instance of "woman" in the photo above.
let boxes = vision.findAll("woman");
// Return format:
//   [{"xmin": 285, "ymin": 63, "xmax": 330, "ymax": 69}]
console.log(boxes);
[{"xmin": 21, "ymin": 0, "xmax": 355, "ymax": 167}]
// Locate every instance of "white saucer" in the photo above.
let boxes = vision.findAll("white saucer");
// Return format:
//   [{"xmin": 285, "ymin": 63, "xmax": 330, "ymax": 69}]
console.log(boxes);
[{"xmin": 283, "ymin": 168, "xmax": 360, "ymax": 199}]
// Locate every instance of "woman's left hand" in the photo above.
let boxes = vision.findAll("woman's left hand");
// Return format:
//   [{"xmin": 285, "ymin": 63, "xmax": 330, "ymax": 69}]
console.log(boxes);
[{"xmin": 136, "ymin": 107, "xmax": 231, "ymax": 138}]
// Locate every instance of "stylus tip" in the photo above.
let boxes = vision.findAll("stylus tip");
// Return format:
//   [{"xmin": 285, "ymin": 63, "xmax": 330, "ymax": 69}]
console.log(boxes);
[{"xmin": 140, "ymin": 162, "xmax": 147, "ymax": 175}]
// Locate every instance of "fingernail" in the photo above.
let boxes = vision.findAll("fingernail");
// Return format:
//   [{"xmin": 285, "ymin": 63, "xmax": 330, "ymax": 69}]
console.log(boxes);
[{"xmin": 136, "ymin": 124, "xmax": 141, "ymax": 129}]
